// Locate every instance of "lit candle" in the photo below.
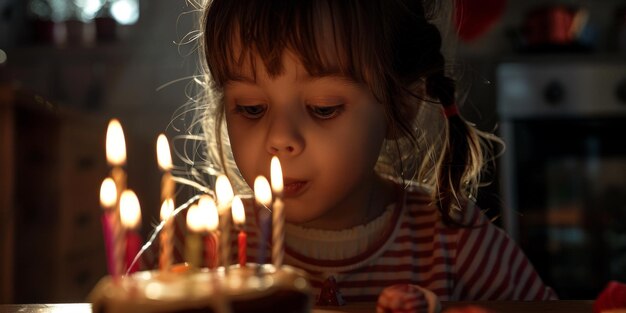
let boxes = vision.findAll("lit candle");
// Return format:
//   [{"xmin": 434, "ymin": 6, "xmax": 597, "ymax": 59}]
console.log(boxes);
[
  {"xmin": 106, "ymin": 119, "xmax": 127, "ymax": 190},
  {"xmin": 159, "ymin": 198, "xmax": 174, "ymax": 271},
  {"xmin": 99, "ymin": 177, "xmax": 117, "ymax": 276},
  {"xmin": 270, "ymin": 156, "xmax": 285, "ymax": 268},
  {"xmin": 199, "ymin": 195, "xmax": 219, "ymax": 269},
  {"xmin": 105, "ymin": 119, "xmax": 127, "ymax": 278},
  {"xmin": 119, "ymin": 190, "xmax": 142, "ymax": 274},
  {"xmin": 231, "ymin": 196, "xmax": 247, "ymax": 267},
  {"xmin": 254, "ymin": 176, "xmax": 272, "ymax": 265},
  {"xmin": 215, "ymin": 175, "xmax": 234, "ymax": 270},
  {"xmin": 185, "ymin": 204, "xmax": 202, "ymax": 269},
  {"xmin": 157, "ymin": 134, "xmax": 175, "ymax": 204}
]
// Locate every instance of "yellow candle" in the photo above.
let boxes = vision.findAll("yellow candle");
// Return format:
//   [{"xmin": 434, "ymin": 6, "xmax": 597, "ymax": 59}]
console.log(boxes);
[
  {"xmin": 185, "ymin": 204, "xmax": 202, "ymax": 269},
  {"xmin": 157, "ymin": 134, "xmax": 175, "ymax": 203},
  {"xmin": 159, "ymin": 198, "xmax": 174, "ymax": 271}
]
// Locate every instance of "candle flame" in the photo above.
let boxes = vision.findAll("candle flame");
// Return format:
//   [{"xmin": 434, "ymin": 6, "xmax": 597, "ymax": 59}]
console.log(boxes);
[
  {"xmin": 160, "ymin": 198, "xmax": 174, "ymax": 221},
  {"xmin": 156, "ymin": 134, "xmax": 173, "ymax": 171},
  {"xmin": 120, "ymin": 190, "xmax": 141, "ymax": 229},
  {"xmin": 106, "ymin": 119, "xmax": 127, "ymax": 166},
  {"xmin": 199, "ymin": 195, "xmax": 219, "ymax": 231},
  {"xmin": 99, "ymin": 177, "xmax": 117, "ymax": 209},
  {"xmin": 186, "ymin": 204, "xmax": 204, "ymax": 233},
  {"xmin": 215, "ymin": 175, "xmax": 234, "ymax": 213},
  {"xmin": 231, "ymin": 196, "xmax": 245, "ymax": 226},
  {"xmin": 270, "ymin": 156, "xmax": 284, "ymax": 194},
  {"xmin": 254, "ymin": 176, "xmax": 272, "ymax": 207}
]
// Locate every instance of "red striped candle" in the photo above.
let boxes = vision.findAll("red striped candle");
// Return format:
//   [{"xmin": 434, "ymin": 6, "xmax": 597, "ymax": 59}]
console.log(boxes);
[{"xmin": 120, "ymin": 190, "xmax": 142, "ymax": 275}]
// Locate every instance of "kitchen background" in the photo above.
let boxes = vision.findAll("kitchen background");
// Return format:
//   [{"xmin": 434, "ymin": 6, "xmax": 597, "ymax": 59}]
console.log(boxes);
[{"xmin": 0, "ymin": 0, "xmax": 625, "ymax": 304}]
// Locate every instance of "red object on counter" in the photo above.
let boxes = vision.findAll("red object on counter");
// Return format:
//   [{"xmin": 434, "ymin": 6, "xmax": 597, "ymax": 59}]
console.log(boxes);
[
  {"xmin": 523, "ymin": 6, "xmax": 577, "ymax": 46},
  {"xmin": 593, "ymin": 281, "xmax": 626, "ymax": 313},
  {"xmin": 454, "ymin": 0, "xmax": 506, "ymax": 42}
]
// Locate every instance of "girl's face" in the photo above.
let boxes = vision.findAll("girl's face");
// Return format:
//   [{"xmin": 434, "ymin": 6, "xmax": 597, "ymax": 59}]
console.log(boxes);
[{"xmin": 224, "ymin": 52, "xmax": 388, "ymax": 229}]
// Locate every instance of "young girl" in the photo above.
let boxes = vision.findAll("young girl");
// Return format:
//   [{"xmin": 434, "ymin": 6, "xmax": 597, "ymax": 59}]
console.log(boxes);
[{"xmin": 188, "ymin": 0, "xmax": 557, "ymax": 303}]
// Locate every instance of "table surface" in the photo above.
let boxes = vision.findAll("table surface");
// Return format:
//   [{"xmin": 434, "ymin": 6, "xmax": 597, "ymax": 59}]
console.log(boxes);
[{"xmin": 0, "ymin": 301, "xmax": 595, "ymax": 313}]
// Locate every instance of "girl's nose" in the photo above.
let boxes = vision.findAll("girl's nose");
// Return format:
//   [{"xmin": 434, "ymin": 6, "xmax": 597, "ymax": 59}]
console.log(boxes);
[{"xmin": 266, "ymin": 116, "xmax": 304, "ymax": 157}]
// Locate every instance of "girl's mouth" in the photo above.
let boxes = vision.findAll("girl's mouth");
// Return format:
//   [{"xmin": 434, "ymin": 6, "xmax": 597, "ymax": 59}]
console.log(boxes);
[{"xmin": 282, "ymin": 179, "xmax": 308, "ymax": 198}]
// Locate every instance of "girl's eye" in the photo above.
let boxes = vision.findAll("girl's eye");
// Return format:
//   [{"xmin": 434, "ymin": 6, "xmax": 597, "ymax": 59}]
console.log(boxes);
[
  {"xmin": 307, "ymin": 104, "xmax": 344, "ymax": 120},
  {"xmin": 234, "ymin": 104, "xmax": 266, "ymax": 119}
]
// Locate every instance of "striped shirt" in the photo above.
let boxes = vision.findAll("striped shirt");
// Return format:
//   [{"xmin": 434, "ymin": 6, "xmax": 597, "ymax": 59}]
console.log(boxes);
[{"xmin": 239, "ymin": 183, "xmax": 558, "ymax": 302}]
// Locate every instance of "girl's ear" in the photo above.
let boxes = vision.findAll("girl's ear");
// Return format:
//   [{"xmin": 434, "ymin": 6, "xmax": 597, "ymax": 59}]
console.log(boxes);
[{"xmin": 385, "ymin": 80, "xmax": 425, "ymax": 140}]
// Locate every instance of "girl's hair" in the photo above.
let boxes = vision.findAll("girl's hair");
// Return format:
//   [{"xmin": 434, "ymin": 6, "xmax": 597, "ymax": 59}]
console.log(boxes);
[{"xmin": 189, "ymin": 0, "xmax": 500, "ymax": 225}]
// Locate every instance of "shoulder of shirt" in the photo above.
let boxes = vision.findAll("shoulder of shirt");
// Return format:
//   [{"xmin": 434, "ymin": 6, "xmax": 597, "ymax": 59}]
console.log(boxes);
[{"xmin": 398, "ymin": 180, "xmax": 488, "ymax": 227}]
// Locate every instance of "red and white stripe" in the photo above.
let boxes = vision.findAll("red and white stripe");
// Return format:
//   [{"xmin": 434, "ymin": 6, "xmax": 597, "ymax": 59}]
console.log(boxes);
[{"xmin": 239, "ymin": 186, "xmax": 557, "ymax": 302}]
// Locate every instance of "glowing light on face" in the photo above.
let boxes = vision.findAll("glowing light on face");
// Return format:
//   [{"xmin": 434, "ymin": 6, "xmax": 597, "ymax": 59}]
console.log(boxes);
[
  {"xmin": 106, "ymin": 119, "xmax": 127, "ymax": 166},
  {"xmin": 120, "ymin": 190, "xmax": 141, "ymax": 229}
]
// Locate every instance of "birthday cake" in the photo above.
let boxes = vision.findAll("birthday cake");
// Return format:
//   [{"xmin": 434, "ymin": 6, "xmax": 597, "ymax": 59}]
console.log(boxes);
[{"xmin": 89, "ymin": 264, "xmax": 312, "ymax": 313}]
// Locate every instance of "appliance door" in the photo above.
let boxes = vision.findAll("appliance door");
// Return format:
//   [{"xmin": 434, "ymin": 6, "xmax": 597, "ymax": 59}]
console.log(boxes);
[{"xmin": 506, "ymin": 117, "xmax": 626, "ymax": 299}]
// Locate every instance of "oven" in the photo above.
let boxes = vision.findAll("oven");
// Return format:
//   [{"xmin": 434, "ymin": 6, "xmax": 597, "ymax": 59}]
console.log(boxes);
[{"xmin": 497, "ymin": 59, "xmax": 626, "ymax": 299}]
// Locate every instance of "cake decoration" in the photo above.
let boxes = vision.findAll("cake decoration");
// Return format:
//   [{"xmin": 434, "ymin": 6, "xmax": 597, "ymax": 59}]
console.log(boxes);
[
  {"xmin": 376, "ymin": 284, "xmax": 441, "ymax": 313},
  {"xmin": 91, "ymin": 119, "xmax": 310, "ymax": 313},
  {"xmin": 317, "ymin": 276, "xmax": 346, "ymax": 306}
]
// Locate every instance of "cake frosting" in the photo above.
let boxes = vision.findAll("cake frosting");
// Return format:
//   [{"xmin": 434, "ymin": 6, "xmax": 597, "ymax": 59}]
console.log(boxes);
[{"xmin": 89, "ymin": 264, "xmax": 312, "ymax": 313}]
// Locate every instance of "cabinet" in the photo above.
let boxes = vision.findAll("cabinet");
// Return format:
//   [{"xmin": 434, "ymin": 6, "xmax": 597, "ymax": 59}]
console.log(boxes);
[{"xmin": 0, "ymin": 84, "xmax": 109, "ymax": 303}]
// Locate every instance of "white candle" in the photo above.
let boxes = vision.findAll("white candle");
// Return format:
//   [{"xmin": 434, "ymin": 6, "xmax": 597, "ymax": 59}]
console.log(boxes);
[
  {"xmin": 254, "ymin": 176, "xmax": 272, "ymax": 265},
  {"xmin": 159, "ymin": 198, "xmax": 174, "ymax": 271},
  {"xmin": 270, "ymin": 156, "xmax": 285, "ymax": 268},
  {"xmin": 185, "ymin": 204, "xmax": 202, "ymax": 269},
  {"xmin": 215, "ymin": 175, "xmax": 234, "ymax": 270}
]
